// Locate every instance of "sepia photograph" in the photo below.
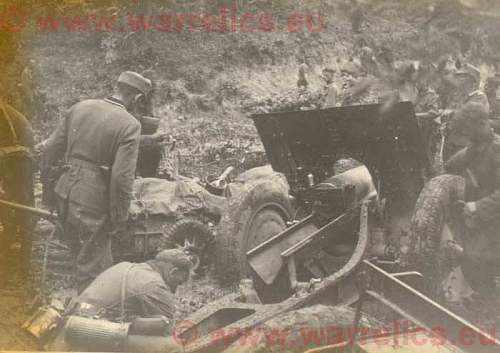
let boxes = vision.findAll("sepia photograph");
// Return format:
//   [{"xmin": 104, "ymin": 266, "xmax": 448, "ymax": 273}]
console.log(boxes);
[{"xmin": 1, "ymin": 0, "xmax": 500, "ymax": 352}]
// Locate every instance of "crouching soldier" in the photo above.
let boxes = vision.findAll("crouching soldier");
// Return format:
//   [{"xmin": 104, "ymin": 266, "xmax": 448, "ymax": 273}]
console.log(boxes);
[
  {"xmin": 43, "ymin": 249, "xmax": 192, "ymax": 351},
  {"xmin": 72, "ymin": 249, "xmax": 193, "ymax": 322},
  {"xmin": 445, "ymin": 102, "xmax": 500, "ymax": 300}
]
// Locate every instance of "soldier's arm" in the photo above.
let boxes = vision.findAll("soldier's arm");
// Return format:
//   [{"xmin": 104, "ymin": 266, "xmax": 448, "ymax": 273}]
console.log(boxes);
[
  {"xmin": 444, "ymin": 146, "xmax": 473, "ymax": 174},
  {"xmin": 140, "ymin": 134, "xmax": 159, "ymax": 149},
  {"xmin": 474, "ymin": 150, "xmax": 500, "ymax": 223},
  {"xmin": 41, "ymin": 114, "xmax": 69, "ymax": 171},
  {"xmin": 138, "ymin": 284, "xmax": 176, "ymax": 320},
  {"xmin": 140, "ymin": 131, "xmax": 168, "ymax": 149},
  {"xmin": 109, "ymin": 120, "xmax": 141, "ymax": 227}
]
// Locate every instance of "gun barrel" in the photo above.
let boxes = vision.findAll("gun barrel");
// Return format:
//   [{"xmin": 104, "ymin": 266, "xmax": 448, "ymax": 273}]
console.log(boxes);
[{"xmin": 0, "ymin": 199, "xmax": 57, "ymax": 224}]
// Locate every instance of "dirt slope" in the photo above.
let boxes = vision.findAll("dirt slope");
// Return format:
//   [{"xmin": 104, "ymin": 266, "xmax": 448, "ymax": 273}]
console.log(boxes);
[{"xmin": 23, "ymin": 0, "xmax": 500, "ymax": 174}]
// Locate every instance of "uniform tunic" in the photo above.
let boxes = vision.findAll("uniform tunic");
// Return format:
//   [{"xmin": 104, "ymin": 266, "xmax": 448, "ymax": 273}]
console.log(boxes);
[
  {"xmin": 445, "ymin": 134, "xmax": 500, "ymax": 223},
  {"xmin": 322, "ymin": 83, "xmax": 340, "ymax": 108},
  {"xmin": 137, "ymin": 117, "xmax": 162, "ymax": 178},
  {"xmin": 42, "ymin": 98, "xmax": 140, "ymax": 288},
  {"xmin": 445, "ymin": 134, "xmax": 500, "ymax": 294}
]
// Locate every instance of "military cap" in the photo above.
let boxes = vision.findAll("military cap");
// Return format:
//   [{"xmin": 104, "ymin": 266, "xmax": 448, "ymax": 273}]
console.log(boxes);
[
  {"xmin": 117, "ymin": 71, "xmax": 152, "ymax": 96},
  {"xmin": 155, "ymin": 249, "xmax": 193, "ymax": 271}
]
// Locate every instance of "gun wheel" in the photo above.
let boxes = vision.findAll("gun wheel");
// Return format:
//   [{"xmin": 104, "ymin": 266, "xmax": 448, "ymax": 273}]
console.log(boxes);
[
  {"xmin": 163, "ymin": 219, "xmax": 214, "ymax": 273},
  {"xmin": 213, "ymin": 178, "xmax": 295, "ymax": 302},
  {"xmin": 409, "ymin": 174, "xmax": 466, "ymax": 300}
]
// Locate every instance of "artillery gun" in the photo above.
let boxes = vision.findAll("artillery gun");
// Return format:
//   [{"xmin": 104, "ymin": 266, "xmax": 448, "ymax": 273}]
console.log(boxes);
[
  {"xmin": 177, "ymin": 102, "xmax": 500, "ymax": 353},
  {"xmin": 240, "ymin": 101, "xmax": 426, "ymax": 303}
]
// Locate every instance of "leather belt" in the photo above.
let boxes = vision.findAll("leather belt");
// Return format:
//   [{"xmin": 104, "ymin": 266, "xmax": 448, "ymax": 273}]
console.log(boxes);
[{"xmin": 66, "ymin": 157, "xmax": 110, "ymax": 174}]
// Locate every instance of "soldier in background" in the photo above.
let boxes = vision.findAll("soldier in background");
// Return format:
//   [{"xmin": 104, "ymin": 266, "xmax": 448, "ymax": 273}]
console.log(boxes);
[
  {"xmin": 438, "ymin": 64, "xmax": 483, "ymax": 162},
  {"xmin": 136, "ymin": 117, "xmax": 167, "ymax": 178},
  {"xmin": 445, "ymin": 102, "xmax": 500, "ymax": 300},
  {"xmin": 42, "ymin": 71, "xmax": 147, "ymax": 291},
  {"xmin": 349, "ymin": 0, "xmax": 364, "ymax": 33},
  {"xmin": 485, "ymin": 75, "xmax": 500, "ymax": 130},
  {"xmin": 130, "ymin": 74, "xmax": 168, "ymax": 178},
  {"xmin": 438, "ymin": 61, "xmax": 481, "ymax": 110},
  {"xmin": 359, "ymin": 46, "xmax": 380, "ymax": 77},
  {"xmin": 321, "ymin": 68, "xmax": 341, "ymax": 108},
  {"xmin": 297, "ymin": 62, "xmax": 309, "ymax": 90},
  {"xmin": 0, "ymin": 96, "xmax": 34, "ymax": 277}
]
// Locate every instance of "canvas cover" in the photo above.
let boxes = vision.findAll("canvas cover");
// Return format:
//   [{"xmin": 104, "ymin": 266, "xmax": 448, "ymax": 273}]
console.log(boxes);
[{"xmin": 129, "ymin": 178, "xmax": 227, "ymax": 219}]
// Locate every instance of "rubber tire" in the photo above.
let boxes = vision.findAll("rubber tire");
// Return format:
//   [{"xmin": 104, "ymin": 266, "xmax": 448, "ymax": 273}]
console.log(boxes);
[
  {"xmin": 409, "ymin": 174, "xmax": 465, "ymax": 298},
  {"xmin": 213, "ymin": 178, "xmax": 294, "ymax": 288},
  {"xmin": 162, "ymin": 218, "xmax": 214, "ymax": 273}
]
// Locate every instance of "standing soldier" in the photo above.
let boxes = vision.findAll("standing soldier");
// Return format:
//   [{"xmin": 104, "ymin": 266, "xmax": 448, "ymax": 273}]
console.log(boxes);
[
  {"xmin": 135, "ymin": 116, "xmax": 168, "ymax": 178},
  {"xmin": 128, "ymin": 76, "xmax": 168, "ymax": 178},
  {"xmin": 297, "ymin": 62, "xmax": 309, "ymax": 90},
  {"xmin": 349, "ymin": 0, "xmax": 364, "ymax": 34},
  {"xmin": 0, "ymin": 97, "xmax": 34, "ymax": 278},
  {"xmin": 321, "ymin": 68, "xmax": 340, "ymax": 108},
  {"xmin": 485, "ymin": 75, "xmax": 500, "ymax": 132},
  {"xmin": 445, "ymin": 102, "xmax": 500, "ymax": 301},
  {"xmin": 42, "ymin": 71, "xmax": 149, "ymax": 291}
]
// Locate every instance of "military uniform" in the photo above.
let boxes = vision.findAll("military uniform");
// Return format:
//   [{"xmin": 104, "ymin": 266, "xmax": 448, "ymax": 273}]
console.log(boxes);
[
  {"xmin": 322, "ymin": 83, "xmax": 340, "ymax": 108},
  {"xmin": 445, "ymin": 134, "xmax": 500, "ymax": 220},
  {"xmin": 75, "ymin": 261, "xmax": 176, "ymax": 321},
  {"xmin": 445, "ymin": 134, "xmax": 500, "ymax": 295},
  {"xmin": 0, "ymin": 101, "xmax": 34, "ymax": 271},
  {"xmin": 42, "ymin": 98, "xmax": 141, "ymax": 289},
  {"xmin": 490, "ymin": 94, "xmax": 500, "ymax": 120},
  {"xmin": 443, "ymin": 89, "xmax": 489, "ymax": 162},
  {"xmin": 415, "ymin": 87, "xmax": 442, "ymax": 174},
  {"xmin": 137, "ymin": 117, "xmax": 163, "ymax": 178}
]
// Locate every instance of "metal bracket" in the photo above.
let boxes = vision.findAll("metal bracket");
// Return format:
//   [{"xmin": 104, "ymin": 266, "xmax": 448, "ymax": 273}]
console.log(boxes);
[{"xmin": 363, "ymin": 259, "xmax": 500, "ymax": 353}]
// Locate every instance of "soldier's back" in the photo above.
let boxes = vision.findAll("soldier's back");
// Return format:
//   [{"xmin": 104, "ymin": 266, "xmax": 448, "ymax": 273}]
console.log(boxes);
[
  {"xmin": 77, "ymin": 262, "xmax": 171, "ymax": 318},
  {"xmin": 66, "ymin": 99, "xmax": 139, "ymax": 167}
]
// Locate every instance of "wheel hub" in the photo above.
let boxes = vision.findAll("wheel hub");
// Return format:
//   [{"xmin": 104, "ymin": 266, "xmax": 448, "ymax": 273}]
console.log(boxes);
[{"xmin": 176, "ymin": 233, "xmax": 207, "ymax": 271}]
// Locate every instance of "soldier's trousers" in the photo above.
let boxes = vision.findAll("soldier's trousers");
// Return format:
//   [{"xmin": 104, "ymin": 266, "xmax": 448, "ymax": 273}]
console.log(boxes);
[
  {"xmin": 57, "ymin": 197, "xmax": 113, "ymax": 293},
  {"xmin": 461, "ymin": 223, "xmax": 500, "ymax": 299}
]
